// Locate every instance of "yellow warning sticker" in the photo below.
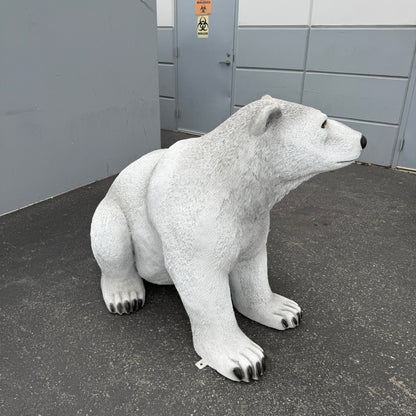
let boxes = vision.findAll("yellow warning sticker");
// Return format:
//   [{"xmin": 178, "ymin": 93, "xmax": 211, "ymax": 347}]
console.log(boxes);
[
  {"xmin": 195, "ymin": 0, "xmax": 212, "ymax": 15},
  {"xmin": 197, "ymin": 16, "xmax": 209, "ymax": 38}
]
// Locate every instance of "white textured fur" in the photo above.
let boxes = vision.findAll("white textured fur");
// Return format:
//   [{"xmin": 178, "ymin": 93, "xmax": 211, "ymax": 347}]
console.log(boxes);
[{"xmin": 90, "ymin": 96, "xmax": 363, "ymax": 382}]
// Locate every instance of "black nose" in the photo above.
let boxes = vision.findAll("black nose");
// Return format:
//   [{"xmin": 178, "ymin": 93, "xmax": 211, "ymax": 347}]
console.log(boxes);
[{"xmin": 360, "ymin": 135, "xmax": 367, "ymax": 149}]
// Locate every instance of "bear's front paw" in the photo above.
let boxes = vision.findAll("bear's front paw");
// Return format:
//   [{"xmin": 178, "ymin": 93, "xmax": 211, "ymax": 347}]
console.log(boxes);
[
  {"xmin": 101, "ymin": 273, "xmax": 145, "ymax": 315},
  {"xmin": 236, "ymin": 293, "xmax": 302, "ymax": 330},
  {"xmin": 194, "ymin": 329, "xmax": 266, "ymax": 383}
]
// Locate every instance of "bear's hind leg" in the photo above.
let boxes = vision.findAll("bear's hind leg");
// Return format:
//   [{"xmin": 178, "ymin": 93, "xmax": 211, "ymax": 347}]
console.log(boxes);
[{"xmin": 91, "ymin": 198, "xmax": 145, "ymax": 314}]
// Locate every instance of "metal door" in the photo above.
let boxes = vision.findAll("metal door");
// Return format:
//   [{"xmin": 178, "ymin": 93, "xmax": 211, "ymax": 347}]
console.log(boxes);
[
  {"xmin": 176, "ymin": 0, "xmax": 237, "ymax": 134},
  {"xmin": 397, "ymin": 82, "xmax": 416, "ymax": 170}
]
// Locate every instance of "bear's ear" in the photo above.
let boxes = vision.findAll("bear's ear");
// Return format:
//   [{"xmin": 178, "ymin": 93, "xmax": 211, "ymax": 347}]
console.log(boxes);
[
  {"xmin": 249, "ymin": 103, "xmax": 282, "ymax": 136},
  {"xmin": 261, "ymin": 94, "xmax": 272, "ymax": 100}
]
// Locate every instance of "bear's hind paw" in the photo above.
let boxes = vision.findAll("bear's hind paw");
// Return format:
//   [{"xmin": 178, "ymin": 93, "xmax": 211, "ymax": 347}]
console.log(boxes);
[
  {"xmin": 101, "ymin": 274, "xmax": 146, "ymax": 315},
  {"xmin": 107, "ymin": 296, "xmax": 144, "ymax": 315}
]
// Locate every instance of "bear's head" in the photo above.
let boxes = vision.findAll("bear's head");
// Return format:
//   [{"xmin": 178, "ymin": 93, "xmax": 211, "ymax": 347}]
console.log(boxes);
[{"xmin": 242, "ymin": 95, "xmax": 366, "ymax": 181}]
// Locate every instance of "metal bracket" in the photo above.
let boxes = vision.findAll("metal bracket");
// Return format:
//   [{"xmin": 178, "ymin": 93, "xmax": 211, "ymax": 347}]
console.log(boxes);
[{"xmin": 195, "ymin": 359, "xmax": 208, "ymax": 369}]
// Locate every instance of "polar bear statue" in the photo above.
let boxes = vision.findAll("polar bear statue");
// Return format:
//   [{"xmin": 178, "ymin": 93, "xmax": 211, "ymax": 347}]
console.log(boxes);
[{"xmin": 91, "ymin": 95, "xmax": 367, "ymax": 382}]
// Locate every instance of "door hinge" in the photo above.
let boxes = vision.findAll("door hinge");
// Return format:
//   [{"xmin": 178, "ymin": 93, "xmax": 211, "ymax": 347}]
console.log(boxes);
[
  {"xmin": 399, "ymin": 138, "xmax": 406, "ymax": 152},
  {"xmin": 175, "ymin": 108, "xmax": 180, "ymax": 119},
  {"xmin": 173, "ymin": 47, "xmax": 179, "ymax": 58}
]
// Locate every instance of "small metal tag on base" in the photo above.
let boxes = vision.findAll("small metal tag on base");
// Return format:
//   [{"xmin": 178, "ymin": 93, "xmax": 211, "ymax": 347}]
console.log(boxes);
[{"xmin": 195, "ymin": 359, "xmax": 208, "ymax": 369}]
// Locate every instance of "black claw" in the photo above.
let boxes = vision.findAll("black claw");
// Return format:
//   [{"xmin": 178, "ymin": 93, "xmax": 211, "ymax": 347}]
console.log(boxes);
[
  {"xmin": 297, "ymin": 312, "xmax": 301, "ymax": 322},
  {"xmin": 132, "ymin": 299, "xmax": 138, "ymax": 312},
  {"xmin": 124, "ymin": 300, "xmax": 131, "ymax": 313},
  {"xmin": 138, "ymin": 299, "xmax": 143, "ymax": 309},
  {"xmin": 261, "ymin": 357, "xmax": 266, "ymax": 372},
  {"xmin": 282, "ymin": 319, "xmax": 289, "ymax": 329},
  {"xmin": 247, "ymin": 365, "xmax": 253, "ymax": 380},
  {"xmin": 117, "ymin": 303, "xmax": 123, "ymax": 314},
  {"xmin": 233, "ymin": 367, "xmax": 244, "ymax": 380},
  {"xmin": 256, "ymin": 361, "xmax": 263, "ymax": 377},
  {"xmin": 109, "ymin": 303, "xmax": 115, "ymax": 313},
  {"xmin": 292, "ymin": 317, "xmax": 298, "ymax": 326},
  {"xmin": 300, "ymin": 310, "xmax": 303, "ymax": 319}
]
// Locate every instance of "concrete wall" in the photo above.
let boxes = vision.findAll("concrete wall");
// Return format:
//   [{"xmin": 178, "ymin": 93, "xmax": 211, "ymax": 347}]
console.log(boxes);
[{"xmin": 0, "ymin": 0, "xmax": 161, "ymax": 215}]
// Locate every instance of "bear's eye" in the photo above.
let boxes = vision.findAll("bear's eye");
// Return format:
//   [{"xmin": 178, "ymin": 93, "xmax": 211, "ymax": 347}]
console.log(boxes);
[{"xmin": 321, "ymin": 120, "xmax": 327, "ymax": 128}]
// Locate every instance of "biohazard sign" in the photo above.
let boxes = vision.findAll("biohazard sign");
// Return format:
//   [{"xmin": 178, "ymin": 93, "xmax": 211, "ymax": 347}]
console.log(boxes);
[
  {"xmin": 195, "ymin": 0, "xmax": 212, "ymax": 15},
  {"xmin": 197, "ymin": 16, "xmax": 209, "ymax": 38}
]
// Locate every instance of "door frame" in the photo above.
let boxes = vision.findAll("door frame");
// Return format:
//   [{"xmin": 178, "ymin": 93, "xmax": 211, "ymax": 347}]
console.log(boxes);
[
  {"xmin": 392, "ymin": 48, "xmax": 416, "ymax": 169},
  {"xmin": 173, "ymin": 0, "xmax": 240, "ymax": 134}
]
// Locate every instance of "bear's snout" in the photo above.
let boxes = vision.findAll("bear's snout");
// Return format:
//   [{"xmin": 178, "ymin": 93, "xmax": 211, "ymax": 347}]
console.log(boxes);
[{"xmin": 360, "ymin": 135, "xmax": 367, "ymax": 149}]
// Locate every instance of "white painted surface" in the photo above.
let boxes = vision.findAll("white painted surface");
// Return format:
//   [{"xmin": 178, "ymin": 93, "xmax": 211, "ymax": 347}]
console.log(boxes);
[
  {"xmin": 157, "ymin": 0, "xmax": 174, "ymax": 26},
  {"xmin": 157, "ymin": 0, "xmax": 416, "ymax": 27},
  {"xmin": 312, "ymin": 0, "xmax": 416, "ymax": 26},
  {"xmin": 91, "ymin": 95, "xmax": 362, "ymax": 382},
  {"xmin": 238, "ymin": 0, "xmax": 311, "ymax": 26}
]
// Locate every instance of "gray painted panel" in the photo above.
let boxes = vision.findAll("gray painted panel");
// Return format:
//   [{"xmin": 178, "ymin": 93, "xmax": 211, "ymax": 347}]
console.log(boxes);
[
  {"xmin": 157, "ymin": 28, "xmax": 176, "ymax": 130},
  {"xmin": 0, "ymin": 0, "xmax": 160, "ymax": 215},
  {"xmin": 159, "ymin": 97, "xmax": 176, "ymax": 130},
  {"xmin": 234, "ymin": 68, "xmax": 303, "ymax": 106},
  {"xmin": 333, "ymin": 118, "xmax": 398, "ymax": 166},
  {"xmin": 237, "ymin": 28, "xmax": 308, "ymax": 70},
  {"xmin": 307, "ymin": 28, "xmax": 416, "ymax": 77},
  {"xmin": 397, "ymin": 83, "xmax": 416, "ymax": 170},
  {"xmin": 157, "ymin": 28, "xmax": 174, "ymax": 63},
  {"xmin": 158, "ymin": 64, "xmax": 175, "ymax": 98},
  {"xmin": 302, "ymin": 73, "xmax": 408, "ymax": 124},
  {"xmin": 177, "ymin": 0, "xmax": 235, "ymax": 134}
]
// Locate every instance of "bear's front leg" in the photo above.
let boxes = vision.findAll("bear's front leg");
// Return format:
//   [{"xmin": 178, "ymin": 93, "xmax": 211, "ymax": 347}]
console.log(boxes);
[
  {"xmin": 230, "ymin": 246, "xmax": 302, "ymax": 330},
  {"xmin": 166, "ymin": 258, "xmax": 265, "ymax": 382}
]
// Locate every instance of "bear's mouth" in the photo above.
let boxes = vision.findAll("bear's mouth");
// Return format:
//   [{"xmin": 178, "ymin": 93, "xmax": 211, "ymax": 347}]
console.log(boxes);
[{"xmin": 337, "ymin": 160, "xmax": 355, "ymax": 164}]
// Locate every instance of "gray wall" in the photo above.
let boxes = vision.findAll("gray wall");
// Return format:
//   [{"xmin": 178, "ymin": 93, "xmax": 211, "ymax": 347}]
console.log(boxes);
[
  {"xmin": 234, "ymin": 27, "xmax": 416, "ymax": 167},
  {"xmin": 0, "ymin": 0, "xmax": 161, "ymax": 215},
  {"xmin": 157, "ymin": 27, "xmax": 176, "ymax": 130},
  {"xmin": 157, "ymin": 22, "xmax": 416, "ymax": 167}
]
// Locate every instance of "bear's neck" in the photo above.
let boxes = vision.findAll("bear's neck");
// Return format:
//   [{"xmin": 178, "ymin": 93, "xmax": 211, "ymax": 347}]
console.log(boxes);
[{"xmin": 208, "ymin": 135, "xmax": 312, "ymax": 218}]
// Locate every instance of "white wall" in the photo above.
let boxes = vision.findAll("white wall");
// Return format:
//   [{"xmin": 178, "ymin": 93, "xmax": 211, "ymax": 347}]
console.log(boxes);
[
  {"xmin": 157, "ymin": 0, "xmax": 416, "ymax": 28},
  {"xmin": 238, "ymin": 0, "xmax": 311, "ymax": 26},
  {"xmin": 312, "ymin": 0, "xmax": 416, "ymax": 26},
  {"xmin": 157, "ymin": 0, "xmax": 174, "ymax": 26},
  {"xmin": 0, "ymin": 0, "xmax": 161, "ymax": 215},
  {"xmin": 238, "ymin": 0, "xmax": 416, "ymax": 26}
]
